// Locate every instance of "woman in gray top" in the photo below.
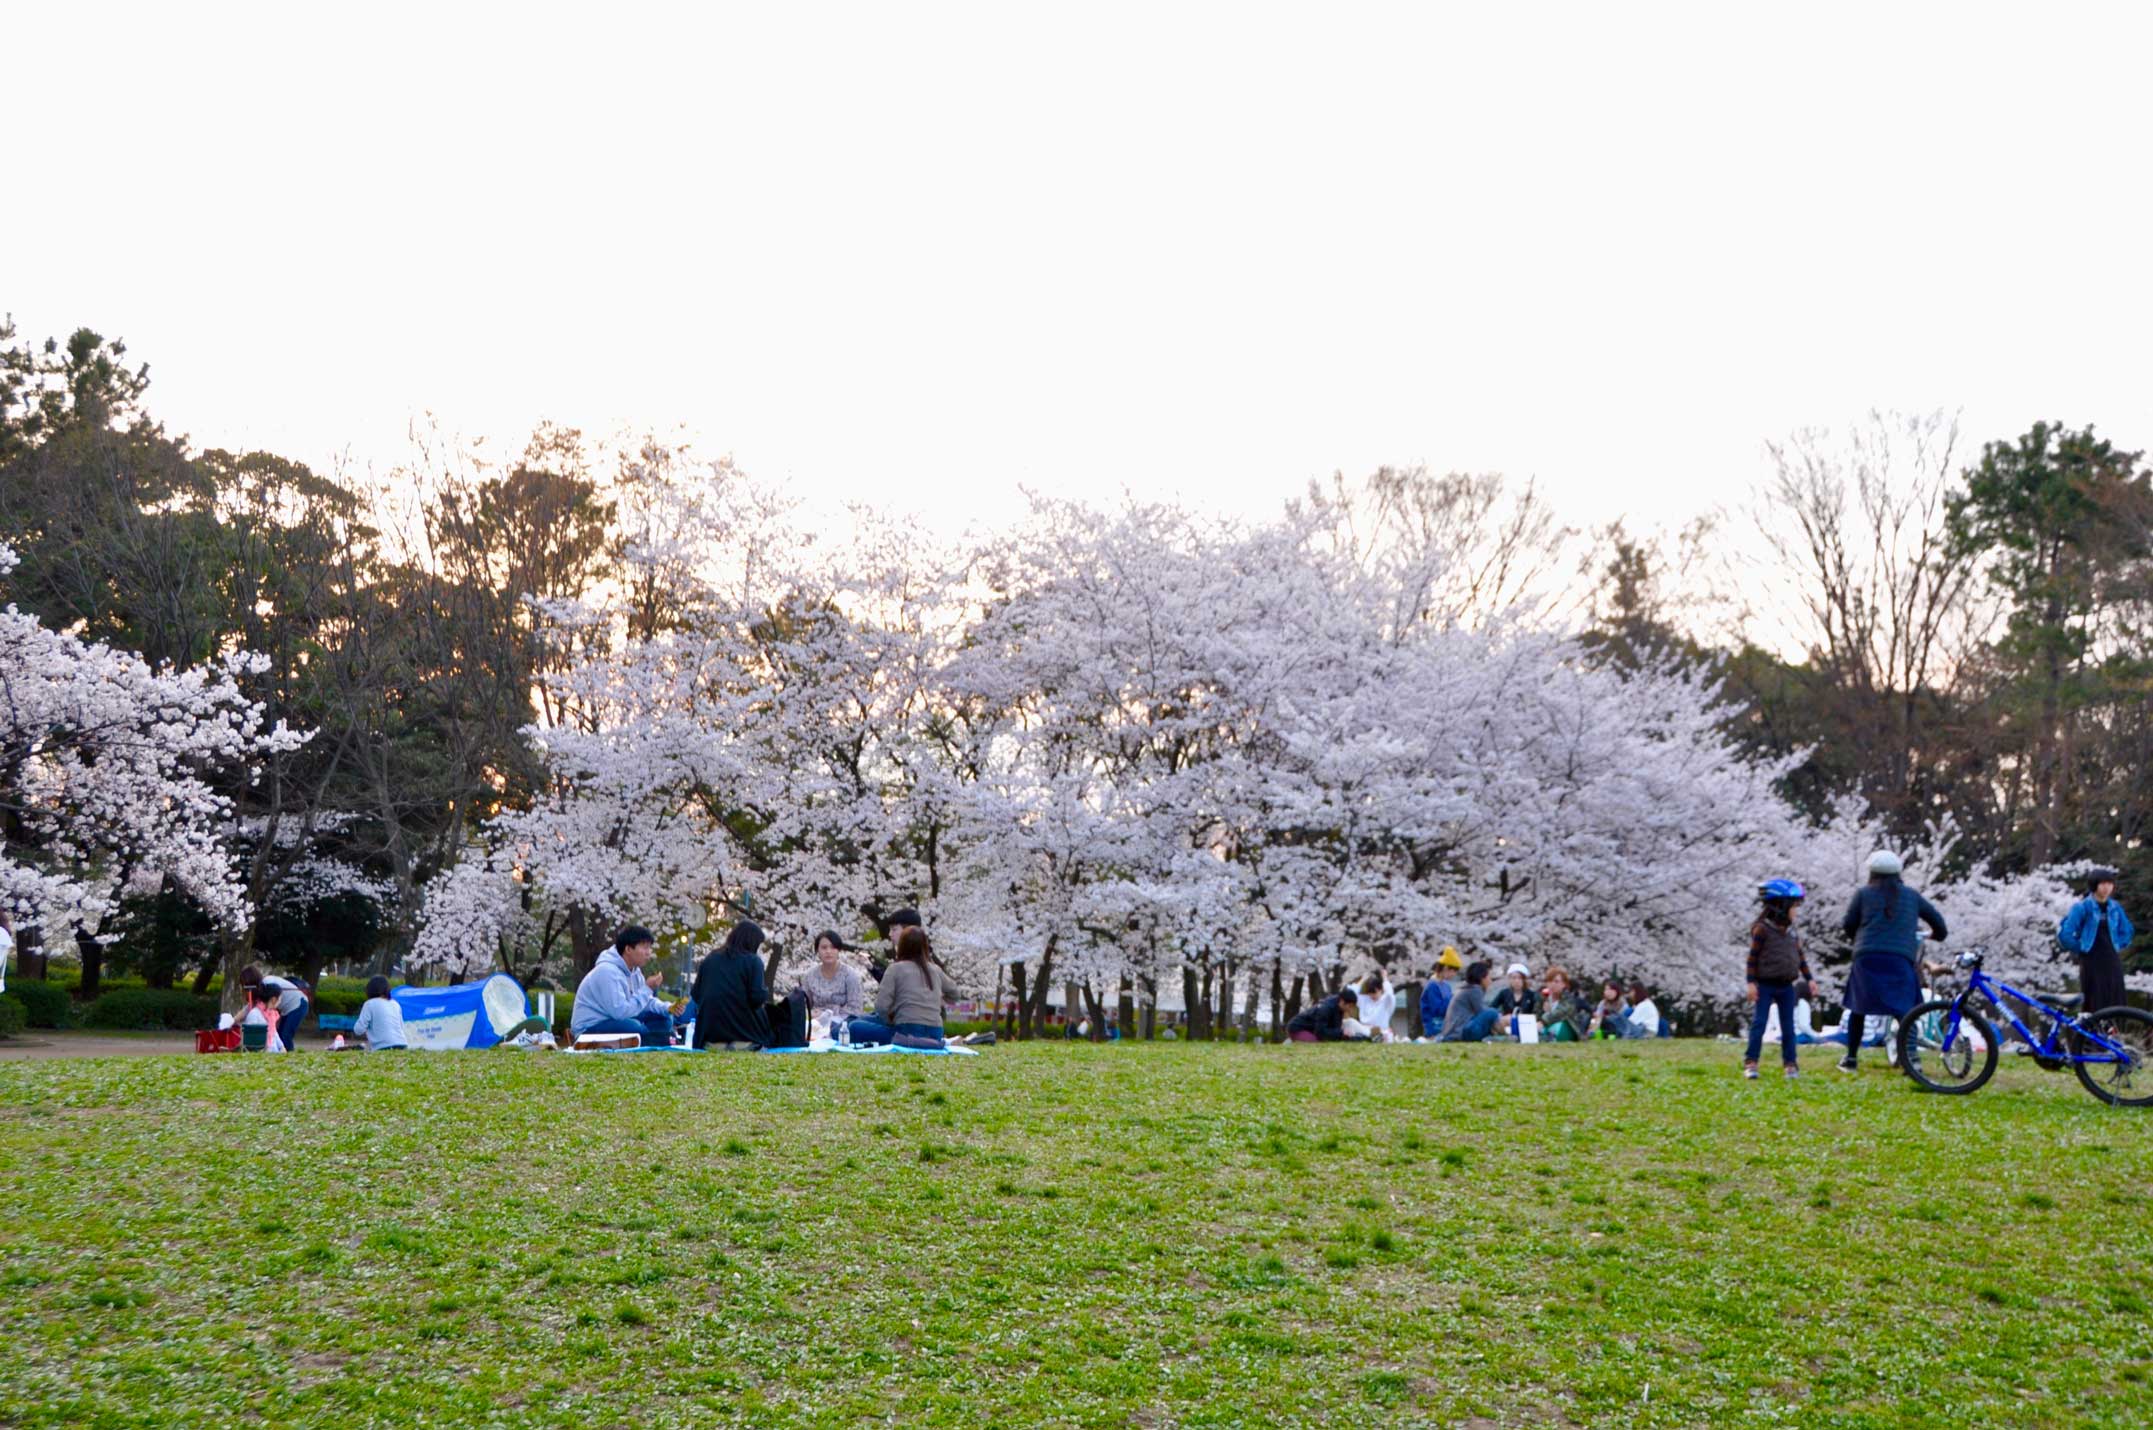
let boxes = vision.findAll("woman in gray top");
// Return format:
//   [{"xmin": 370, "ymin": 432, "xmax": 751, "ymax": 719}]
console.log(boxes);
[
  {"xmin": 847, "ymin": 927, "xmax": 947, "ymax": 1047},
  {"xmin": 794, "ymin": 931, "xmax": 867, "ymax": 1033}
]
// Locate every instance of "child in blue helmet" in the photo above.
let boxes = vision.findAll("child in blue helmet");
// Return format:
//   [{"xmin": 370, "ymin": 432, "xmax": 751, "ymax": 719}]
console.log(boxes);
[{"xmin": 1744, "ymin": 878, "xmax": 1816, "ymax": 1079}]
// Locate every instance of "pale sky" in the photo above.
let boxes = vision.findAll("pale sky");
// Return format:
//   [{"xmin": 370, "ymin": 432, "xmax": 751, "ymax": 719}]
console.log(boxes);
[{"xmin": 7, "ymin": 2, "xmax": 2150, "ymax": 543}]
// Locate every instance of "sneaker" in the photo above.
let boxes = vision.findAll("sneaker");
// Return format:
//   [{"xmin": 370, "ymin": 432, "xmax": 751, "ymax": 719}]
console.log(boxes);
[
  {"xmin": 1742, "ymin": 1062, "xmax": 1759, "ymax": 1080},
  {"xmin": 1836, "ymin": 1056, "xmax": 1859, "ymax": 1074},
  {"xmin": 1783, "ymin": 1065, "xmax": 1799, "ymax": 1079}
]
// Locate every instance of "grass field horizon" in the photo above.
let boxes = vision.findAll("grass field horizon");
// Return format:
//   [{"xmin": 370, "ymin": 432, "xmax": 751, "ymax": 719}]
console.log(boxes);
[{"xmin": 2, "ymin": 1040, "xmax": 2146, "ymax": 1428}]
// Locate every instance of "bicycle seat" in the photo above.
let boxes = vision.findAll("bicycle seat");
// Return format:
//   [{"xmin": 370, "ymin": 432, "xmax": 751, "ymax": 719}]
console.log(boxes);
[{"xmin": 2047, "ymin": 993, "xmax": 2084, "ymax": 1012}]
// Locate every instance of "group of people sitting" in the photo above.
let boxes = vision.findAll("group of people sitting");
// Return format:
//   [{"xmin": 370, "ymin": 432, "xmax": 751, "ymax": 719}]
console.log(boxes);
[
  {"xmin": 1285, "ymin": 950, "xmax": 1665, "ymax": 1044},
  {"xmin": 568, "ymin": 909, "xmax": 971, "ymax": 1051}
]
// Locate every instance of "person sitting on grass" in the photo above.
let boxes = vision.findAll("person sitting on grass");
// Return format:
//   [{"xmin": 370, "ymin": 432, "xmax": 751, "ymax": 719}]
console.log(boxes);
[
  {"xmin": 1623, "ymin": 981, "xmax": 1664, "ymax": 1039},
  {"xmin": 1538, "ymin": 966, "xmax": 1589, "ymax": 1042},
  {"xmin": 1356, "ymin": 971, "xmax": 1397, "ymax": 1041},
  {"xmin": 570, "ymin": 925, "xmax": 676, "ymax": 1047},
  {"xmin": 848, "ymin": 927, "xmax": 949, "ymax": 1048},
  {"xmin": 1287, "ymin": 985, "xmax": 1362, "ymax": 1042},
  {"xmin": 1436, "ymin": 961, "xmax": 1499, "ymax": 1043},
  {"xmin": 1491, "ymin": 962, "xmax": 1539, "ymax": 1022},
  {"xmin": 239, "ymin": 966, "xmax": 311, "ymax": 1051},
  {"xmin": 793, "ymin": 930, "xmax": 868, "ymax": 1036},
  {"xmin": 349, "ymin": 976, "xmax": 408, "ymax": 1051},
  {"xmin": 1588, "ymin": 979, "xmax": 1629, "ymax": 1039},
  {"xmin": 690, "ymin": 920, "xmax": 772, "ymax": 1050},
  {"xmin": 1419, "ymin": 946, "xmax": 1461, "ymax": 1037}
]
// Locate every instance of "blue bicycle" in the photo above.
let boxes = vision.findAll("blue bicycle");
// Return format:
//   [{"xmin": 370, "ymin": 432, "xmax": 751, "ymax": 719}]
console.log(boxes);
[{"xmin": 1897, "ymin": 949, "xmax": 2153, "ymax": 1106}]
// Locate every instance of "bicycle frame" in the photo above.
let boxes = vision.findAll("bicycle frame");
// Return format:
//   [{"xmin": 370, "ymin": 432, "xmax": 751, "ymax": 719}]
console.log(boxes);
[{"xmin": 1945, "ymin": 968, "xmax": 2134, "ymax": 1068}]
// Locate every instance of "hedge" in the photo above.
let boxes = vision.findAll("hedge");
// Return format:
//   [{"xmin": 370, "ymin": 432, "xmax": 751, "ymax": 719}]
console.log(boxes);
[
  {"xmin": 0, "ymin": 994, "xmax": 24, "ymax": 1039},
  {"xmin": 7, "ymin": 980, "xmax": 72, "ymax": 1029},
  {"xmin": 82, "ymin": 989, "xmax": 219, "ymax": 1032}
]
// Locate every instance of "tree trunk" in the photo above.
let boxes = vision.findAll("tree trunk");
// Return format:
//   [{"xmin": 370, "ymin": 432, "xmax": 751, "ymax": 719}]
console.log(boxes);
[
  {"xmin": 1240, "ymin": 975, "xmax": 1259, "ymax": 1041},
  {"xmin": 78, "ymin": 932, "xmax": 105, "ymax": 1001},
  {"xmin": 1269, "ymin": 964, "xmax": 1286, "ymax": 1042},
  {"xmin": 1012, "ymin": 961, "xmax": 1032, "ymax": 1040},
  {"xmin": 218, "ymin": 925, "xmax": 262, "ymax": 1015},
  {"xmin": 1406, "ymin": 980, "xmax": 1426, "ymax": 1039},
  {"xmin": 1117, "ymin": 981, "xmax": 1136, "ymax": 1041},
  {"xmin": 570, "ymin": 907, "xmax": 607, "ymax": 983},
  {"xmin": 1181, "ymin": 966, "xmax": 1201, "ymax": 1040},
  {"xmin": 1081, "ymin": 982, "xmax": 1107, "ymax": 1041},
  {"xmin": 1215, "ymin": 968, "xmax": 1234, "ymax": 1043},
  {"xmin": 1140, "ymin": 974, "xmax": 1156, "ymax": 1039}
]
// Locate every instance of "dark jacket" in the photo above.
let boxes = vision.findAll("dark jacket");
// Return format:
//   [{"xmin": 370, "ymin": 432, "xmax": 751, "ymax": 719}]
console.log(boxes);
[
  {"xmin": 691, "ymin": 924, "xmax": 771, "ymax": 1049},
  {"xmin": 1492, "ymin": 986, "xmax": 1539, "ymax": 1017},
  {"xmin": 1287, "ymin": 994, "xmax": 1350, "ymax": 1041},
  {"xmin": 1840, "ymin": 878, "xmax": 1946, "ymax": 962}
]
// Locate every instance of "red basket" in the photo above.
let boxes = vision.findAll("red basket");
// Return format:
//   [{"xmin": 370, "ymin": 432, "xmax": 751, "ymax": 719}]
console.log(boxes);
[{"xmin": 195, "ymin": 1028, "xmax": 242, "ymax": 1054}]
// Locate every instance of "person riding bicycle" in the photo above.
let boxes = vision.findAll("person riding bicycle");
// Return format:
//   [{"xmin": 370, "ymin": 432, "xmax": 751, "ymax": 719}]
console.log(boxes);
[
  {"xmin": 2058, "ymin": 868, "xmax": 2133, "ymax": 1014},
  {"xmin": 1744, "ymin": 878, "xmax": 1815, "ymax": 1080},
  {"xmin": 1837, "ymin": 851, "xmax": 1946, "ymax": 1075}
]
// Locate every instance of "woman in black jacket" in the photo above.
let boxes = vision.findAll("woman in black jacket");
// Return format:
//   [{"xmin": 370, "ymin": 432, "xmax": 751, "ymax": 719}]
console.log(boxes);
[
  {"xmin": 691, "ymin": 921, "xmax": 771, "ymax": 1050},
  {"xmin": 1286, "ymin": 987, "xmax": 1362, "ymax": 1043}
]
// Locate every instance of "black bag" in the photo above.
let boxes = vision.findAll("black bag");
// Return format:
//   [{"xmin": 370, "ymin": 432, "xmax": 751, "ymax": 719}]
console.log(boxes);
[{"xmin": 767, "ymin": 995, "xmax": 809, "ymax": 1050}]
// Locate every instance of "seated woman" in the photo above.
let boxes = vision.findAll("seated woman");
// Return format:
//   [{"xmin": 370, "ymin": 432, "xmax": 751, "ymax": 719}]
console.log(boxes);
[
  {"xmin": 1355, "ymin": 972, "xmax": 1397, "ymax": 1042},
  {"xmin": 1286, "ymin": 986, "xmax": 1362, "ymax": 1042},
  {"xmin": 690, "ymin": 920, "xmax": 772, "ymax": 1050},
  {"xmin": 350, "ymin": 975, "xmax": 409, "ymax": 1051},
  {"xmin": 1491, "ymin": 963, "xmax": 1540, "ymax": 1022},
  {"xmin": 793, "ymin": 929, "xmax": 868, "ymax": 1038},
  {"xmin": 848, "ymin": 927, "xmax": 948, "ymax": 1048},
  {"xmin": 1538, "ymin": 966, "xmax": 1589, "ymax": 1042}
]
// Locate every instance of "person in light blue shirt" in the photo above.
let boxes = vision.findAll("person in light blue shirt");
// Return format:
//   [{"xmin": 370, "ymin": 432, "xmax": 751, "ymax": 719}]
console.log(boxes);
[
  {"xmin": 350, "ymin": 976, "xmax": 408, "ymax": 1051},
  {"xmin": 571, "ymin": 925, "xmax": 675, "ymax": 1045}
]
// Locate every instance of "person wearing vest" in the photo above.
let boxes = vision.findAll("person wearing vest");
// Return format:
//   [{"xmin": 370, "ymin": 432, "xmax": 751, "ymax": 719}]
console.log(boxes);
[{"xmin": 1745, "ymin": 878, "xmax": 1816, "ymax": 1079}]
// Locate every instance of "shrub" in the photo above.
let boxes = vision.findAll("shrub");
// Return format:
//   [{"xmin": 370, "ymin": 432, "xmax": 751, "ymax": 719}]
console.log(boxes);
[
  {"xmin": 7, "ymin": 980, "xmax": 72, "ymax": 1028},
  {"xmin": 81, "ymin": 988, "xmax": 219, "ymax": 1031},
  {"xmin": 0, "ymin": 994, "xmax": 25, "ymax": 1039}
]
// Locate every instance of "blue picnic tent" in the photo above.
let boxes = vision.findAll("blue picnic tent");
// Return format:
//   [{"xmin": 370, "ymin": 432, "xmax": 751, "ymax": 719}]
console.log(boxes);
[{"xmin": 393, "ymin": 974, "xmax": 530, "ymax": 1050}]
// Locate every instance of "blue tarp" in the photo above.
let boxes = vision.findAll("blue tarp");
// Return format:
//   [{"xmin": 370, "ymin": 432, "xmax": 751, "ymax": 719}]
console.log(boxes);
[
  {"xmin": 573, "ymin": 1042, "xmax": 978, "ymax": 1057},
  {"xmin": 393, "ymin": 974, "xmax": 529, "ymax": 1050}
]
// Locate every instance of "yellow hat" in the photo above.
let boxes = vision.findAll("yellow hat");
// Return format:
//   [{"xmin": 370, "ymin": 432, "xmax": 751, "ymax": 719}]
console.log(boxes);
[{"xmin": 1436, "ymin": 946, "xmax": 1463, "ymax": 969}]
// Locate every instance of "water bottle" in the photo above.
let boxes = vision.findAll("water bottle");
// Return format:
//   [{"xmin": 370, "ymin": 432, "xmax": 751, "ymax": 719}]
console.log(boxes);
[{"xmin": 837, "ymin": 1018, "xmax": 850, "ymax": 1048}]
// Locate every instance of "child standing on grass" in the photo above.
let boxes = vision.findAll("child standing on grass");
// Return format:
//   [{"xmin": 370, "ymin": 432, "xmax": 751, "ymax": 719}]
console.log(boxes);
[{"xmin": 1745, "ymin": 878, "xmax": 1815, "ymax": 1079}]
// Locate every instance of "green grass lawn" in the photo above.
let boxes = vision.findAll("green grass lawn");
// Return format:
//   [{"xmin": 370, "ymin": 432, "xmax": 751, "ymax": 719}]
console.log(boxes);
[{"xmin": 1, "ymin": 1040, "xmax": 2146, "ymax": 1428}]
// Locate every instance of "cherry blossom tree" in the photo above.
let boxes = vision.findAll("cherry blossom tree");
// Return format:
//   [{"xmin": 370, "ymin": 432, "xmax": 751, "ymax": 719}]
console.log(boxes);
[{"xmin": 0, "ymin": 544, "xmax": 305, "ymax": 950}]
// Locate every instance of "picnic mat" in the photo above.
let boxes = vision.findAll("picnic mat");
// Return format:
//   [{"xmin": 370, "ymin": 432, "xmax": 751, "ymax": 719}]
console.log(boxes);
[{"xmin": 569, "ymin": 1041, "xmax": 978, "ymax": 1057}]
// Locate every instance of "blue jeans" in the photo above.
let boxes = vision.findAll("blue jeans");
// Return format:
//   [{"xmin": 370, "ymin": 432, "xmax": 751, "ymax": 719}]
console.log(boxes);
[
  {"xmin": 1745, "ymin": 981, "xmax": 1799, "ymax": 1065},
  {"xmin": 846, "ymin": 1017, "xmax": 944, "ymax": 1047},
  {"xmin": 582, "ymin": 1012, "xmax": 674, "ymax": 1047},
  {"xmin": 1442, "ymin": 1008, "xmax": 1499, "ymax": 1043},
  {"xmin": 278, "ymin": 998, "xmax": 310, "ymax": 1051}
]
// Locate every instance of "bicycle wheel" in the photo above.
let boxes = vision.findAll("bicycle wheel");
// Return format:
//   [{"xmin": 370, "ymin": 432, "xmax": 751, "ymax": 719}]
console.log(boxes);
[
  {"xmin": 1897, "ymin": 1000, "xmax": 1998, "ymax": 1095},
  {"xmin": 2072, "ymin": 1006, "xmax": 2153, "ymax": 1108}
]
